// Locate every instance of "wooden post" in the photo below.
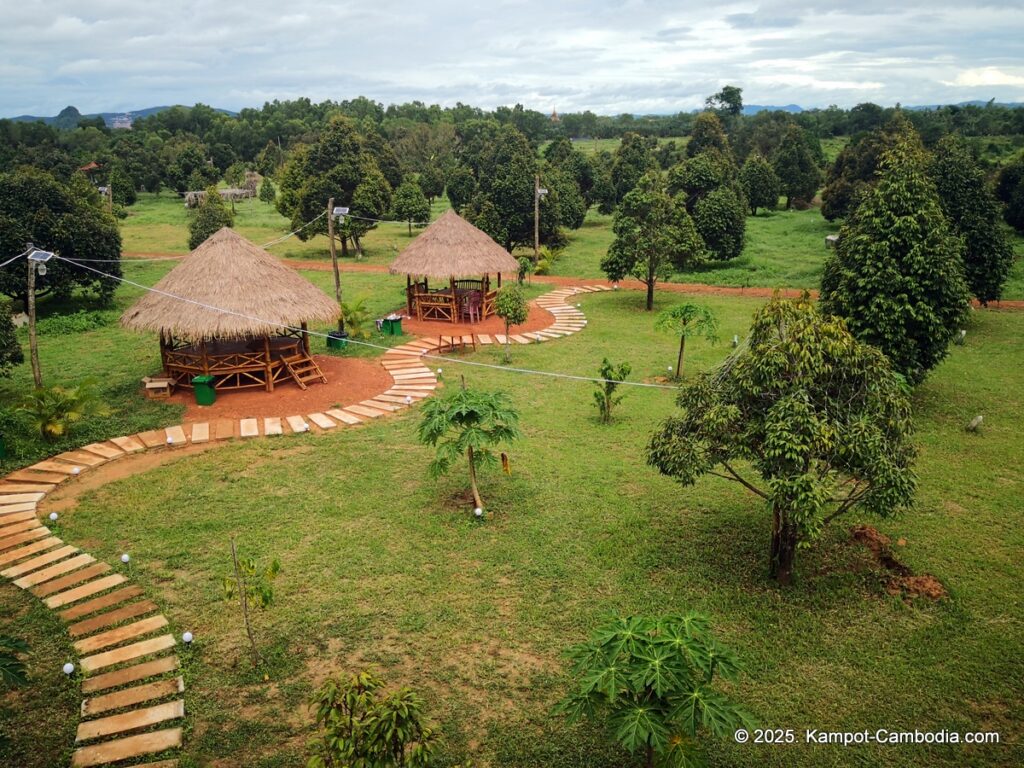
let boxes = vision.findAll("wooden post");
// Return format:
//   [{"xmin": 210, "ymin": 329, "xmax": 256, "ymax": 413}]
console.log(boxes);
[
  {"xmin": 301, "ymin": 322, "xmax": 310, "ymax": 355},
  {"xmin": 200, "ymin": 339, "xmax": 209, "ymax": 375},
  {"xmin": 26, "ymin": 254, "xmax": 42, "ymax": 388},
  {"xmin": 534, "ymin": 174, "xmax": 540, "ymax": 264},
  {"xmin": 327, "ymin": 198, "xmax": 344, "ymax": 332},
  {"xmin": 406, "ymin": 274, "xmax": 413, "ymax": 315},
  {"xmin": 263, "ymin": 336, "xmax": 273, "ymax": 392},
  {"xmin": 449, "ymin": 276, "xmax": 456, "ymax": 323}
]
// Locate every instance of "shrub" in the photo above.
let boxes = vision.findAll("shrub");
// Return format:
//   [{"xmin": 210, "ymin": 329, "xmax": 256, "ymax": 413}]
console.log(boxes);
[
  {"xmin": 593, "ymin": 358, "xmax": 631, "ymax": 424},
  {"xmin": 17, "ymin": 379, "xmax": 111, "ymax": 442}
]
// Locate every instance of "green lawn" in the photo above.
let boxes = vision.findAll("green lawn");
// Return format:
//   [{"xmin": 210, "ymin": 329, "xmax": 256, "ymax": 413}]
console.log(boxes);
[{"xmin": 4, "ymin": 278, "xmax": 1020, "ymax": 767}]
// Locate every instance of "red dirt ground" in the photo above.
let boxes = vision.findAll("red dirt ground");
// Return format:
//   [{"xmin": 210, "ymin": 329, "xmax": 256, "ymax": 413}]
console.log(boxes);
[
  {"xmin": 393, "ymin": 300, "xmax": 556, "ymax": 338},
  {"xmin": 166, "ymin": 355, "xmax": 394, "ymax": 421}
]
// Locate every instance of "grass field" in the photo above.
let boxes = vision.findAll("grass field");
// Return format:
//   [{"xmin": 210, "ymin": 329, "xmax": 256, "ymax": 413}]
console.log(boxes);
[{"xmin": 3, "ymin": 284, "xmax": 1019, "ymax": 767}]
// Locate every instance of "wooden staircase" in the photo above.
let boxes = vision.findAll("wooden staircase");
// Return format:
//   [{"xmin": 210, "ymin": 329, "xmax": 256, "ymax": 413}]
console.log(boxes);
[{"xmin": 282, "ymin": 354, "xmax": 327, "ymax": 390}]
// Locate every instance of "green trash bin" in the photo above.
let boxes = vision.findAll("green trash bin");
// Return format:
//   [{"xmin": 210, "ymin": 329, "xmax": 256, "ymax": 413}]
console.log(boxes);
[
  {"xmin": 192, "ymin": 375, "xmax": 216, "ymax": 406},
  {"xmin": 381, "ymin": 316, "xmax": 403, "ymax": 336}
]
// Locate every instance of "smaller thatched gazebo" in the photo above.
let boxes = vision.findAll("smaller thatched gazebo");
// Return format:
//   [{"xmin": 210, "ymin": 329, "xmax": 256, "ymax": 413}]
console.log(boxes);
[
  {"xmin": 389, "ymin": 210, "xmax": 520, "ymax": 323},
  {"xmin": 121, "ymin": 228, "xmax": 340, "ymax": 392}
]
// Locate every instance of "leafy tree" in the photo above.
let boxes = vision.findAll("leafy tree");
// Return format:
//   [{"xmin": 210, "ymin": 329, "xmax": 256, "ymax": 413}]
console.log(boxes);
[
  {"xmin": 738, "ymin": 152, "xmax": 780, "ymax": 214},
  {"xmin": 611, "ymin": 133, "xmax": 657, "ymax": 204},
  {"xmin": 667, "ymin": 149, "xmax": 736, "ymax": 207},
  {"xmin": 593, "ymin": 358, "xmax": 631, "ymax": 424},
  {"xmin": 417, "ymin": 387, "xmax": 521, "ymax": 511},
  {"xmin": 393, "ymin": 179, "xmax": 431, "ymax": 236},
  {"xmin": 820, "ymin": 123, "xmax": 900, "ymax": 221},
  {"xmin": 686, "ymin": 112, "xmax": 732, "ymax": 159},
  {"xmin": 930, "ymin": 135, "xmax": 1014, "ymax": 305},
  {"xmin": 258, "ymin": 177, "xmax": 276, "ymax": 204},
  {"xmin": 655, "ymin": 304, "xmax": 718, "ymax": 379},
  {"xmin": 648, "ymin": 295, "xmax": 917, "ymax": 583},
  {"xmin": 108, "ymin": 162, "xmax": 136, "ymax": 206},
  {"xmin": 820, "ymin": 123, "xmax": 970, "ymax": 383},
  {"xmin": 419, "ymin": 163, "xmax": 445, "ymax": 205},
  {"xmin": 772, "ymin": 125, "xmax": 821, "ymax": 209},
  {"xmin": 705, "ymin": 85, "xmax": 744, "ymax": 119},
  {"xmin": 445, "ymin": 164, "xmax": 476, "ymax": 211},
  {"xmin": 995, "ymin": 152, "xmax": 1024, "ymax": 233},
  {"xmin": 18, "ymin": 378, "xmax": 110, "ymax": 441},
  {"xmin": 544, "ymin": 136, "xmax": 595, "ymax": 206},
  {"xmin": 161, "ymin": 134, "xmax": 217, "ymax": 194},
  {"xmin": 494, "ymin": 284, "xmax": 528, "ymax": 363},
  {"xmin": 222, "ymin": 539, "xmax": 280, "ymax": 668},
  {"xmin": 556, "ymin": 614, "xmax": 752, "ymax": 768},
  {"xmin": 692, "ymin": 186, "xmax": 746, "ymax": 261},
  {"xmin": 308, "ymin": 669, "xmax": 438, "ymax": 768},
  {"xmin": 602, "ymin": 172, "xmax": 703, "ymax": 310},
  {"xmin": 0, "ymin": 635, "xmax": 29, "ymax": 686},
  {"xmin": 340, "ymin": 158, "xmax": 394, "ymax": 257},
  {"xmin": 188, "ymin": 186, "xmax": 234, "ymax": 250},
  {"xmin": 0, "ymin": 168, "xmax": 122, "ymax": 307},
  {"xmin": 0, "ymin": 297, "xmax": 23, "ymax": 377}
]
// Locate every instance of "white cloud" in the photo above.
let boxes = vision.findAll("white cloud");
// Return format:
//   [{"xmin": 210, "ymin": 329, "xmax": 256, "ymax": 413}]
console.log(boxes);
[{"xmin": 945, "ymin": 67, "xmax": 1024, "ymax": 88}]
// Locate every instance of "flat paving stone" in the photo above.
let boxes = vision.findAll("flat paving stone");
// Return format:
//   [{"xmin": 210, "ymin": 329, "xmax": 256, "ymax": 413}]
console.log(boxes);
[
  {"xmin": 213, "ymin": 419, "xmax": 236, "ymax": 440},
  {"xmin": 45, "ymin": 573, "xmax": 127, "ymax": 609},
  {"xmin": 71, "ymin": 727, "xmax": 182, "ymax": 767},
  {"xmin": 28, "ymin": 460, "xmax": 83, "ymax": 474},
  {"xmin": 82, "ymin": 676, "xmax": 185, "ymax": 718},
  {"xmin": 374, "ymin": 394, "xmax": 415, "ymax": 405},
  {"xmin": 136, "ymin": 430, "xmax": 167, "ymax": 449},
  {"xmin": 33, "ymin": 562, "xmax": 111, "ymax": 598},
  {"xmin": 239, "ymin": 418, "xmax": 259, "ymax": 437},
  {"xmin": 361, "ymin": 399, "xmax": 400, "ymax": 412},
  {"xmin": 0, "ymin": 518, "xmax": 40, "ymax": 537},
  {"xmin": 307, "ymin": 412, "xmax": 337, "ymax": 429},
  {"xmin": 59, "ymin": 585, "xmax": 144, "ymax": 622},
  {"xmin": 13, "ymin": 552, "xmax": 94, "ymax": 587},
  {"xmin": 109, "ymin": 436, "xmax": 145, "ymax": 453},
  {"xmin": 75, "ymin": 615, "xmax": 169, "ymax": 654},
  {"xmin": 493, "ymin": 334, "xmax": 507, "ymax": 344},
  {"xmin": 263, "ymin": 417, "xmax": 282, "ymax": 436},
  {"xmin": 285, "ymin": 415, "xmax": 310, "ymax": 433},
  {"xmin": 82, "ymin": 655, "xmax": 179, "ymax": 694},
  {"xmin": 476, "ymin": 334, "xmax": 492, "ymax": 344},
  {"xmin": 0, "ymin": 502, "xmax": 37, "ymax": 516},
  {"xmin": 81, "ymin": 442, "xmax": 125, "ymax": 460},
  {"xmin": 69, "ymin": 600, "xmax": 160, "ymax": 638},
  {"xmin": 6, "ymin": 469, "xmax": 68, "ymax": 484},
  {"xmin": 56, "ymin": 451, "xmax": 107, "ymax": 467},
  {"xmin": 0, "ymin": 492, "xmax": 46, "ymax": 505},
  {"xmin": 0, "ymin": 482, "xmax": 57, "ymax": 494},
  {"xmin": 0, "ymin": 527, "xmax": 50, "ymax": 551},
  {"xmin": 325, "ymin": 409, "xmax": 362, "ymax": 425},
  {"xmin": 165, "ymin": 426, "xmax": 187, "ymax": 445},
  {"xmin": 510, "ymin": 334, "xmax": 531, "ymax": 344},
  {"xmin": 79, "ymin": 633, "xmax": 176, "ymax": 673},
  {"xmin": 0, "ymin": 536, "xmax": 63, "ymax": 567},
  {"xmin": 345, "ymin": 404, "xmax": 386, "ymax": 419},
  {"xmin": 189, "ymin": 423, "xmax": 209, "ymax": 444},
  {"xmin": 1, "ymin": 544, "xmax": 78, "ymax": 578},
  {"xmin": 0, "ymin": 510, "xmax": 35, "ymax": 525}
]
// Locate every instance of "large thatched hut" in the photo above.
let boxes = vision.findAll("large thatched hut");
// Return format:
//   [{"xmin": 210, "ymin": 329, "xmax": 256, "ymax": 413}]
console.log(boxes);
[
  {"xmin": 121, "ymin": 228, "xmax": 339, "ymax": 392},
  {"xmin": 389, "ymin": 210, "xmax": 520, "ymax": 322}
]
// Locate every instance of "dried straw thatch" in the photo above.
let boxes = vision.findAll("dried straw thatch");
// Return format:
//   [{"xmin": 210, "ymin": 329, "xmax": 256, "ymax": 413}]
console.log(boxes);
[
  {"xmin": 389, "ymin": 209, "xmax": 520, "ymax": 279},
  {"xmin": 121, "ymin": 228, "xmax": 339, "ymax": 341}
]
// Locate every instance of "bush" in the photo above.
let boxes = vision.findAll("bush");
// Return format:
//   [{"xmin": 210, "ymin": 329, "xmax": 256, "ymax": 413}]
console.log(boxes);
[
  {"xmin": 35, "ymin": 310, "xmax": 117, "ymax": 336},
  {"xmin": 18, "ymin": 378, "xmax": 111, "ymax": 441},
  {"xmin": 693, "ymin": 186, "xmax": 746, "ymax": 260},
  {"xmin": 593, "ymin": 358, "xmax": 631, "ymax": 424}
]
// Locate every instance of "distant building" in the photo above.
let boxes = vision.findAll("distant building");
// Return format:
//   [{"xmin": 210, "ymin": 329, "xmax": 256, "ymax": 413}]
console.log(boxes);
[
  {"xmin": 550, "ymin": 108, "xmax": 560, "ymax": 123},
  {"xmin": 112, "ymin": 113, "xmax": 133, "ymax": 130}
]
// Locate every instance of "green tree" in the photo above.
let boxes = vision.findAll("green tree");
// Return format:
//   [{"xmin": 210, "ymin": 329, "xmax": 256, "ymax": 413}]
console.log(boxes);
[
  {"xmin": 0, "ymin": 297, "xmax": 23, "ymax": 377},
  {"xmin": 648, "ymin": 295, "xmax": 917, "ymax": 584},
  {"xmin": 417, "ymin": 387, "xmax": 521, "ymax": 511},
  {"xmin": 686, "ymin": 112, "xmax": 732, "ymax": 159},
  {"xmin": 692, "ymin": 186, "xmax": 746, "ymax": 261},
  {"xmin": 445, "ymin": 164, "xmax": 476, "ymax": 211},
  {"xmin": 667, "ymin": 149, "xmax": 736, "ymax": 208},
  {"xmin": 772, "ymin": 125, "xmax": 821, "ymax": 209},
  {"xmin": 0, "ymin": 168, "xmax": 122, "ymax": 307},
  {"xmin": 108, "ymin": 162, "xmax": 136, "ymax": 206},
  {"xmin": 494, "ymin": 284, "xmax": 528, "ymax": 363},
  {"xmin": 611, "ymin": 133, "xmax": 657, "ymax": 204},
  {"xmin": 820, "ymin": 123, "xmax": 900, "ymax": 221},
  {"xmin": 188, "ymin": 186, "xmax": 234, "ymax": 250},
  {"xmin": 308, "ymin": 669, "xmax": 438, "ymax": 768},
  {"xmin": 705, "ymin": 85, "xmax": 744, "ymax": 119},
  {"xmin": 655, "ymin": 304, "xmax": 718, "ymax": 379},
  {"xmin": 392, "ymin": 179, "xmax": 431, "ymax": 235},
  {"xmin": 222, "ymin": 539, "xmax": 280, "ymax": 668},
  {"xmin": 820, "ymin": 123, "xmax": 970, "ymax": 383},
  {"xmin": 258, "ymin": 177, "xmax": 276, "ymax": 204},
  {"xmin": 738, "ymin": 152, "xmax": 781, "ymax": 214},
  {"xmin": 556, "ymin": 614, "xmax": 752, "ymax": 768},
  {"xmin": 930, "ymin": 135, "xmax": 1014, "ymax": 305},
  {"xmin": 419, "ymin": 163, "xmax": 445, "ymax": 205},
  {"xmin": 995, "ymin": 153, "xmax": 1024, "ymax": 232},
  {"xmin": 593, "ymin": 358, "xmax": 631, "ymax": 424},
  {"xmin": 601, "ymin": 172, "xmax": 703, "ymax": 310}
]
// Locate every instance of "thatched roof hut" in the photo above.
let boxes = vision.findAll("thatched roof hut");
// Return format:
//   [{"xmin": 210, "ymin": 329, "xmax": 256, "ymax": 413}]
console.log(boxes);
[
  {"xmin": 389, "ymin": 210, "xmax": 519, "ymax": 279},
  {"xmin": 121, "ymin": 227, "xmax": 339, "ymax": 342}
]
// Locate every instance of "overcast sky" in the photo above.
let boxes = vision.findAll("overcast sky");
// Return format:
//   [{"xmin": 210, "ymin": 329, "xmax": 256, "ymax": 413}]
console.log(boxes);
[{"xmin": 3, "ymin": 1, "xmax": 1023, "ymax": 117}]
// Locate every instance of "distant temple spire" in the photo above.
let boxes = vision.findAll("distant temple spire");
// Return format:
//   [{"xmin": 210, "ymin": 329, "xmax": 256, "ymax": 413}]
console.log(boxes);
[{"xmin": 550, "ymin": 107, "xmax": 560, "ymax": 123}]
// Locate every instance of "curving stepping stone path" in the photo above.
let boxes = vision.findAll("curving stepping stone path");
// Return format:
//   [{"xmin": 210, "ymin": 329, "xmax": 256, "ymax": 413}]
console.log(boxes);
[{"xmin": 0, "ymin": 284, "xmax": 605, "ymax": 766}]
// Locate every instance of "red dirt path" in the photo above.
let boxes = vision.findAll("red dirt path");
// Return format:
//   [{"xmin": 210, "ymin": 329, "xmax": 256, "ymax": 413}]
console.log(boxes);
[
  {"xmin": 166, "ymin": 355, "xmax": 393, "ymax": 421},
  {"xmin": 394, "ymin": 301, "xmax": 555, "ymax": 338},
  {"xmin": 124, "ymin": 254, "xmax": 1024, "ymax": 310}
]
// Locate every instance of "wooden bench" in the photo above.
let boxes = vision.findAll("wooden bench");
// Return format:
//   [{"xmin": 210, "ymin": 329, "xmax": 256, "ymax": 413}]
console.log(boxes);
[{"xmin": 437, "ymin": 335, "xmax": 477, "ymax": 353}]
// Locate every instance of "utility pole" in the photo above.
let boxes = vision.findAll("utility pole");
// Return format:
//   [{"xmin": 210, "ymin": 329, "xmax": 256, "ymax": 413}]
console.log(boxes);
[
  {"xmin": 25, "ymin": 244, "xmax": 54, "ymax": 388},
  {"xmin": 327, "ymin": 198, "xmax": 343, "ymax": 333},
  {"xmin": 533, "ymin": 175, "xmax": 548, "ymax": 264}
]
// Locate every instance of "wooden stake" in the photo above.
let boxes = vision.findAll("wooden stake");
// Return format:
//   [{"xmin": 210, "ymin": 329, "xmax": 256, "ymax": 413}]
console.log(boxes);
[{"xmin": 327, "ymin": 198, "xmax": 344, "ymax": 332}]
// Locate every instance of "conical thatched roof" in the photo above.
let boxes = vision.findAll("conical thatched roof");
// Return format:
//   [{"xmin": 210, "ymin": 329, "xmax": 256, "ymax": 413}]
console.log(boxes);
[
  {"xmin": 121, "ymin": 228, "xmax": 340, "ymax": 341},
  {"xmin": 389, "ymin": 209, "xmax": 520, "ymax": 279}
]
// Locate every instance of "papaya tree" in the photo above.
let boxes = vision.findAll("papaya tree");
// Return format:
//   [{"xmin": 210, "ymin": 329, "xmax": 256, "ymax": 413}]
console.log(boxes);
[
  {"xmin": 647, "ymin": 294, "xmax": 916, "ymax": 584},
  {"xmin": 655, "ymin": 303, "xmax": 718, "ymax": 379}
]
